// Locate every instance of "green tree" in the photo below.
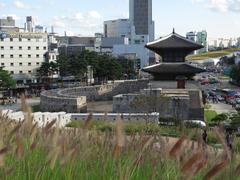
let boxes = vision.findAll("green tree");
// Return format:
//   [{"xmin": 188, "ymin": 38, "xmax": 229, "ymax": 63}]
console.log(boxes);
[
  {"xmin": 230, "ymin": 113, "xmax": 240, "ymax": 130},
  {"xmin": 212, "ymin": 113, "xmax": 228, "ymax": 124},
  {"xmin": 38, "ymin": 61, "xmax": 58, "ymax": 78},
  {"xmin": 57, "ymin": 50, "xmax": 131, "ymax": 82},
  {"xmin": 0, "ymin": 69, "xmax": 16, "ymax": 89},
  {"xmin": 230, "ymin": 64, "xmax": 240, "ymax": 83}
]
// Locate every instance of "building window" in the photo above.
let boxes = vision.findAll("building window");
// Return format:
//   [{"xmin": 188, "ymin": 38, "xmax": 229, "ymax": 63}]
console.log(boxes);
[
  {"xmin": 28, "ymin": 62, "xmax": 31, "ymax": 66},
  {"xmin": 43, "ymin": 46, "xmax": 47, "ymax": 50},
  {"xmin": 1, "ymin": 63, "xmax": 4, "ymax": 66},
  {"xmin": 10, "ymin": 71, "xmax": 14, "ymax": 74},
  {"xmin": 28, "ymin": 54, "xmax": 31, "ymax": 58},
  {"xmin": 28, "ymin": 71, "xmax": 32, "ymax": 74},
  {"xmin": 19, "ymin": 38, "xmax": 22, "ymax": 42},
  {"xmin": 36, "ymin": 62, "xmax": 40, "ymax": 65},
  {"xmin": 28, "ymin": 46, "xmax": 31, "ymax": 50},
  {"xmin": 10, "ymin": 63, "xmax": 14, "ymax": 66},
  {"xmin": 1, "ymin": 46, "xmax": 4, "ymax": 50},
  {"xmin": 36, "ymin": 46, "xmax": 39, "ymax": 50},
  {"xmin": 19, "ymin": 54, "xmax": 22, "ymax": 58},
  {"xmin": 43, "ymin": 38, "xmax": 47, "ymax": 42},
  {"xmin": 19, "ymin": 46, "xmax": 22, "ymax": 50},
  {"xmin": 19, "ymin": 71, "xmax": 23, "ymax": 74},
  {"xmin": 36, "ymin": 54, "xmax": 39, "ymax": 58},
  {"xmin": 10, "ymin": 46, "xmax": 13, "ymax": 50},
  {"xmin": 10, "ymin": 38, "xmax": 13, "ymax": 41},
  {"xmin": 10, "ymin": 55, "xmax": 13, "ymax": 58},
  {"xmin": 19, "ymin": 62, "xmax": 22, "ymax": 66},
  {"xmin": 1, "ymin": 55, "xmax": 4, "ymax": 58},
  {"xmin": 28, "ymin": 38, "xmax": 31, "ymax": 41}
]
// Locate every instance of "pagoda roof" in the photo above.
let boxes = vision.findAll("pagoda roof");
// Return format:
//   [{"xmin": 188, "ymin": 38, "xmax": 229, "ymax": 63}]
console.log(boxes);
[
  {"xmin": 145, "ymin": 31, "xmax": 204, "ymax": 51},
  {"xmin": 142, "ymin": 63, "xmax": 205, "ymax": 74}
]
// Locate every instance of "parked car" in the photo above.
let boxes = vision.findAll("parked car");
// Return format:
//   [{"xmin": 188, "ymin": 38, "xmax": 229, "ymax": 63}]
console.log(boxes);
[
  {"xmin": 216, "ymin": 95, "xmax": 224, "ymax": 102},
  {"xmin": 201, "ymin": 79, "xmax": 209, "ymax": 85}
]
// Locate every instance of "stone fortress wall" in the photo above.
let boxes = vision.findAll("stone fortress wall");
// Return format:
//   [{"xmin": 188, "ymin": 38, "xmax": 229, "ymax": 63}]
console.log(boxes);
[
  {"xmin": 40, "ymin": 80, "xmax": 149, "ymax": 113},
  {"xmin": 113, "ymin": 88, "xmax": 204, "ymax": 121}
]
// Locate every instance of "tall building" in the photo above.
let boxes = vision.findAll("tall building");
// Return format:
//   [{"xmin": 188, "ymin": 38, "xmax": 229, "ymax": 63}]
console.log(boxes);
[
  {"xmin": 186, "ymin": 30, "xmax": 208, "ymax": 54},
  {"xmin": 25, "ymin": 16, "xmax": 34, "ymax": 32},
  {"xmin": 129, "ymin": 0, "xmax": 155, "ymax": 43},
  {"xmin": 104, "ymin": 19, "xmax": 131, "ymax": 38},
  {"xmin": 197, "ymin": 30, "xmax": 208, "ymax": 54}
]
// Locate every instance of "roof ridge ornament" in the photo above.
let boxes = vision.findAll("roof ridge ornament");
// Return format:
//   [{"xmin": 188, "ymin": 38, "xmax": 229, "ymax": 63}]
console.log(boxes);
[{"xmin": 173, "ymin": 28, "xmax": 175, "ymax": 34}]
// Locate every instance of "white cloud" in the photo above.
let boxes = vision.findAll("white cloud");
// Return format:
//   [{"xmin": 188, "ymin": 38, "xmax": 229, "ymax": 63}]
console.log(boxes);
[
  {"xmin": 13, "ymin": 1, "xmax": 30, "ymax": 9},
  {"xmin": 0, "ymin": 2, "xmax": 6, "ymax": 9},
  {"xmin": 191, "ymin": 0, "xmax": 240, "ymax": 13},
  {"xmin": 50, "ymin": 10, "xmax": 103, "ymax": 36}
]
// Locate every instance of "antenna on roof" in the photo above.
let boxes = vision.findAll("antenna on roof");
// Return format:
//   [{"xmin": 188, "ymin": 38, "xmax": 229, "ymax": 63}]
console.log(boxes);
[{"xmin": 173, "ymin": 28, "xmax": 175, "ymax": 34}]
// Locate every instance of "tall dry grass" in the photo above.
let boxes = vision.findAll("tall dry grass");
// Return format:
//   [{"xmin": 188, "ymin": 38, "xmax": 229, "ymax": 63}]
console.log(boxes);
[{"xmin": 0, "ymin": 101, "xmax": 239, "ymax": 179}]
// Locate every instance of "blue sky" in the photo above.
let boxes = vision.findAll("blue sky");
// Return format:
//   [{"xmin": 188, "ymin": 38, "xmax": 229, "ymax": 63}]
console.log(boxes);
[{"xmin": 0, "ymin": 0, "xmax": 240, "ymax": 38}]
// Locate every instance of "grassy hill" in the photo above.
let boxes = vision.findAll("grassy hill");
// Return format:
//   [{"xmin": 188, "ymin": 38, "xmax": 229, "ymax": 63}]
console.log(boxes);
[{"xmin": 186, "ymin": 48, "xmax": 240, "ymax": 61}]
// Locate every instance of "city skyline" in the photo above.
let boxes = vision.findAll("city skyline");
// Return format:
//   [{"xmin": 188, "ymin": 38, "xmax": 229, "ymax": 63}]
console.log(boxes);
[{"xmin": 0, "ymin": 0, "xmax": 240, "ymax": 38}]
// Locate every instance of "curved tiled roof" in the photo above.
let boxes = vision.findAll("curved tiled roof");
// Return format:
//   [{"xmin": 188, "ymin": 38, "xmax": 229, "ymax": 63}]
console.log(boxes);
[
  {"xmin": 143, "ymin": 62, "xmax": 205, "ymax": 74},
  {"xmin": 145, "ymin": 32, "xmax": 204, "ymax": 50}
]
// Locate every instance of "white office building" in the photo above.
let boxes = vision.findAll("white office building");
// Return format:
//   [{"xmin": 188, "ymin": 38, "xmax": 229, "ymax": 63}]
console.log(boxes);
[
  {"xmin": 0, "ymin": 31, "xmax": 48, "ymax": 84},
  {"xmin": 104, "ymin": 19, "xmax": 131, "ymax": 38}
]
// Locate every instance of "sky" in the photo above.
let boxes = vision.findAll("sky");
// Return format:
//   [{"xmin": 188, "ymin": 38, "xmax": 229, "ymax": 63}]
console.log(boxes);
[{"xmin": 0, "ymin": 0, "xmax": 240, "ymax": 38}]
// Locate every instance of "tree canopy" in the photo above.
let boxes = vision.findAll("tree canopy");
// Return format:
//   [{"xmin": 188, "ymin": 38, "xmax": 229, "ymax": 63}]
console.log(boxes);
[
  {"xmin": 0, "ymin": 69, "xmax": 16, "ymax": 89},
  {"xmin": 55, "ymin": 50, "xmax": 136, "ymax": 81},
  {"xmin": 230, "ymin": 63, "xmax": 240, "ymax": 83}
]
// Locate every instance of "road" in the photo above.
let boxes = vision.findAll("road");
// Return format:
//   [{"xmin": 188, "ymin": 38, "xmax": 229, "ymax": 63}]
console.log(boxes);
[{"xmin": 209, "ymin": 102, "xmax": 236, "ymax": 114}]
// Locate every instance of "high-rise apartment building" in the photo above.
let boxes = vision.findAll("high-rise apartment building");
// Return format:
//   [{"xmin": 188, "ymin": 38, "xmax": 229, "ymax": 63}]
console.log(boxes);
[{"xmin": 186, "ymin": 30, "xmax": 208, "ymax": 54}]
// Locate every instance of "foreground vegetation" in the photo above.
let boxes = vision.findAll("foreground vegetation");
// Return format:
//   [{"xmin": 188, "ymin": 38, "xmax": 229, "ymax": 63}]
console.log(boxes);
[
  {"xmin": 186, "ymin": 48, "xmax": 240, "ymax": 61},
  {"xmin": 0, "ymin": 104, "xmax": 240, "ymax": 180}
]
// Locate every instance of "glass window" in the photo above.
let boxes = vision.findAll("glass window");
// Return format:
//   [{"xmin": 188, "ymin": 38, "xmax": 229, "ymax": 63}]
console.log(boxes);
[
  {"xmin": 28, "ymin": 71, "xmax": 32, "ymax": 74},
  {"xmin": 10, "ymin": 55, "xmax": 13, "ymax": 58},
  {"xmin": 19, "ymin": 71, "xmax": 23, "ymax": 74},
  {"xmin": 10, "ymin": 63, "xmax": 14, "ymax": 66},
  {"xmin": 19, "ymin": 54, "xmax": 22, "ymax": 58},
  {"xmin": 10, "ymin": 71, "xmax": 14, "ymax": 74},
  {"xmin": 28, "ymin": 54, "xmax": 31, "ymax": 58},
  {"xmin": 28, "ymin": 62, "xmax": 31, "ymax": 66},
  {"xmin": 36, "ymin": 46, "xmax": 39, "ymax": 50},
  {"xmin": 19, "ymin": 62, "xmax": 22, "ymax": 66},
  {"xmin": 1, "ymin": 55, "xmax": 4, "ymax": 58},
  {"xmin": 36, "ymin": 54, "xmax": 39, "ymax": 58},
  {"xmin": 19, "ymin": 46, "xmax": 22, "ymax": 50},
  {"xmin": 10, "ymin": 46, "xmax": 13, "ymax": 50},
  {"xmin": 28, "ymin": 46, "xmax": 31, "ymax": 50},
  {"xmin": 1, "ymin": 63, "xmax": 4, "ymax": 66},
  {"xmin": 10, "ymin": 38, "xmax": 13, "ymax": 41},
  {"xmin": 1, "ymin": 46, "xmax": 4, "ymax": 50}
]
